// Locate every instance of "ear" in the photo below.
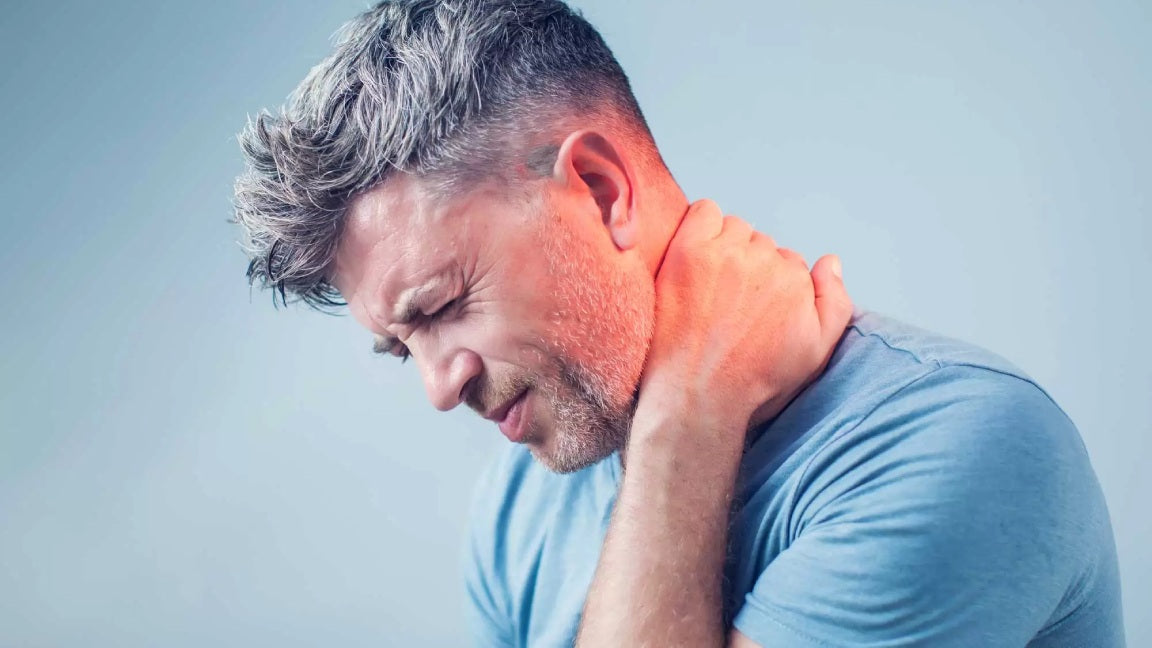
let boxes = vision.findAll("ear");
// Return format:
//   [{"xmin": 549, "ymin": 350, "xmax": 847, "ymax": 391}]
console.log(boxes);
[{"xmin": 552, "ymin": 129, "xmax": 639, "ymax": 251}]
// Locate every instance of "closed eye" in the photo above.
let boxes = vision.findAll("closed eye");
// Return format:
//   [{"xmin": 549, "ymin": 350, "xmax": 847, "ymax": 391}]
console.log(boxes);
[
  {"xmin": 373, "ymin": 296, "xmax": 464, "ymax": 364},
  {"xmin": 424, "ymin": 295, "xmax": 464, "ymax": 323}
]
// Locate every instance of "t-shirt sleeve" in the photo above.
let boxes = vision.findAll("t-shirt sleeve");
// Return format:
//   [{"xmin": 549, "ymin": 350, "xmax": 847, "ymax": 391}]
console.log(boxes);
[
  {"xmin": 460, "ymin": 448, "xmax": 516, "ymax": 648},
  {"xmin": 732, "ymin": 366, "xmax": 1119, "ymax": 647}
]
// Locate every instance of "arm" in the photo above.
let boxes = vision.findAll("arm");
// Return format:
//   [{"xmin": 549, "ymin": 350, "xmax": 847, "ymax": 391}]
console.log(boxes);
[
  {"xmin": 575, "ymin": 199, "xmax": 853, "ymax": 646},
  {"xmin": 575, "ymin": 395, "xmax": 746, "ymax": 646}
]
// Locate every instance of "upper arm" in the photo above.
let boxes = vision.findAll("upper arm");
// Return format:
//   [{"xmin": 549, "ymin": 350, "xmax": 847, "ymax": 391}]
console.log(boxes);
[{"xmin": 731, "ymin": 368, "xmax": 1106, "ymax": 647}]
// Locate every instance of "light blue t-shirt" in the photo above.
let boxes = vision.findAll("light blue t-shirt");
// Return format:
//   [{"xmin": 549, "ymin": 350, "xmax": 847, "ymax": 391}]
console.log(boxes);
[{"xmin": 461, "ymin": 309, "xmax": 1124, "ymax": 647}]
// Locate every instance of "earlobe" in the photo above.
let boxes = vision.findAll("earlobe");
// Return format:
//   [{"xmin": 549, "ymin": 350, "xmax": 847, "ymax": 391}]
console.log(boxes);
[
  {"xmin": 609, "ymin": 208, "xmax": 638, "ymax": 249},
  {"xmin": 552, "ymin": 129, "xmax": 638, "ymax": 251}
]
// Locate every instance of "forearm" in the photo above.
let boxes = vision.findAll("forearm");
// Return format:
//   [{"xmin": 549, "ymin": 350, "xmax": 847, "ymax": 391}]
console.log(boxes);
[{"xmin": 576, "ymin": 394, "xmax": 745, "ymax": 647}]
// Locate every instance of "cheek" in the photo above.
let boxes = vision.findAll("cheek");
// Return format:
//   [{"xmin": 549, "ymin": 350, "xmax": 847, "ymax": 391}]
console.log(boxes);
[
  {"xmin": 486, "ymin": 285, "xmax": 564, "ymax": 360},
  {"xmin": 451, "ymin": 303, "xmax": 550, "ymax": 372}
]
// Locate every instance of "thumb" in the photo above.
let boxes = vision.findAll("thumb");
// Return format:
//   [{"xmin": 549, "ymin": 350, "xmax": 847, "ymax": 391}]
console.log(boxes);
[
  {"xmin": 655, "ymin": 199, "xmax": 724, "ymax": 280},
  {"xmin": 811, "ymin": 254, "xmax": 853, "ymax": 345},
  {"xmin": 675, "ymin": 199, "xmax": 725, "ymax": 243}
]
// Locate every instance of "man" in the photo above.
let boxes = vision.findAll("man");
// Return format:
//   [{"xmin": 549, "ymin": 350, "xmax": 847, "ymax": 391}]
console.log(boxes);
[{"xmin": 231, "ymin": 1, "xmax": 1124, "ymax": 646}]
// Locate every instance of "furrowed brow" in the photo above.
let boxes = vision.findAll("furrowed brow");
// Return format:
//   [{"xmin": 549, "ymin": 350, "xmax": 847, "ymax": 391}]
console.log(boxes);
[
  {"xmin": 371, "ymin": 283, "xmax": 435, "ymax": 355},
  {"xmin": 370, "ymin": 267, "xmax": 454, "ymax": 355},
  {"xmin": 392, "ymin": 288, "xmax": 427, "ymax": 326},
  {"xmin": 391, "ymin": 272, "xmax": 451, "ymax": 326}
]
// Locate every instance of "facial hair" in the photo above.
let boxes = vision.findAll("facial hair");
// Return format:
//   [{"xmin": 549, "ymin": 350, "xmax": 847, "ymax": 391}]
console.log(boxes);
[{"xmin": 523, "ymin": 203, "xmax": 655, "ymax": 474}]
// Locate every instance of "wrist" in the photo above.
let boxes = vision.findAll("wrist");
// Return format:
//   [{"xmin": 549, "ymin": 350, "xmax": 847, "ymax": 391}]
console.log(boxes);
[
  {"xmin": 634, "ymin": 379, "xmax": 755, "ymax": 440},
  {"xmin": 629, "ymin": 388, "xmax": 747, "ymax": 472}
]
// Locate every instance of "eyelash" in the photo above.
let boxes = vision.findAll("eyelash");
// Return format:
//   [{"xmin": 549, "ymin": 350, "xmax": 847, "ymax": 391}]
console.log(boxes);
[{"xmin": 392, "ymin": 296, "xmax": 463, "ymax": 364}]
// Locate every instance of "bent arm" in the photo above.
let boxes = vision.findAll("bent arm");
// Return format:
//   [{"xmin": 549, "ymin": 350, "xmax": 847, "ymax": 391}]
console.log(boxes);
[{"xmin": 575, "ymin": 394, "xmax": 744, "ymax": 647}]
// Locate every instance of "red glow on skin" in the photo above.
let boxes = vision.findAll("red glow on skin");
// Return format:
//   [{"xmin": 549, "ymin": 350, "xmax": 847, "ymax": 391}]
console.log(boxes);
[{"xmin": 329, "ymin": 126, "xmax": 678, "ymax": 473}]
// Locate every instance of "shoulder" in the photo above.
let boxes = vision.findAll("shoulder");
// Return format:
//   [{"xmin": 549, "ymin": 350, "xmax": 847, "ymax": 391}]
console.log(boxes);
[
  {"xmin": 741, "ymin": 309, "xmax": 1075, "ymax": 488},
  {"xmin": 731, "ymin": 348, "xmax": 1117, "ymax": 645},
  {"xmin": 801, "ymin": 360, "xmax": 1088, "ymax": 513},
  {"xmin": 844, "ymin": 309, "xmax": 1058, "ymax": 394},
  {"xmin": 821, "ymin": 309, "xmax": 1082, "ymax": 463},
  {"xmin": 785, "ymin": 356, "xmax": 1110, "ymax": 599},
  {"xmin": 755, "ymin": 309, "xmax": 1105, "ymax": 555},
  {"xmin": 780, "ymin": 308, "xmax": 1061, "ymax": 437}
]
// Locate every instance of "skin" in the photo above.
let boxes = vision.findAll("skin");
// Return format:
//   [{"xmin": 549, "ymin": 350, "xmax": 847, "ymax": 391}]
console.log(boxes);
[
  {"xmin": 332, "ymin": 125, "xmax": 853, "ymax": 646},
  {"xmin": 577, "ymin": 197, "xmax": 851, "ymax": 647},
  {"xmin": 332, "ymin": 129, "xmax": 671, "ymax": 473},
  {"xmin": 334, "ymin": 125, "xmax": 686, "ymax": 468}
]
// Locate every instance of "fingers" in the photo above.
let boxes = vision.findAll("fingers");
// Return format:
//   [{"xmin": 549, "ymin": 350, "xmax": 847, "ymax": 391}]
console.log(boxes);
[
  {"xmin": 720, "ymin": 214, "xmax": 754, "ymax": 241},
  {"xmin": 658, "ymin": 200, "xmax": 725, "ymax": 278},
  {"xmin": 811, "ymin": 254, "xmax": 854, "ymax": 347},
  {"xmin": 674, "ymin": 199, "xmax": 725, "ymax": 243},
  {"xmin": 675, "ymin": 201, "xmax": 814, "ymax": 278},
  {"xmin": 776, "ymin": 246, "xmax": 807, "ymax": 267},
  {"xmin": 725, "ymin": 219, "xmax": 810, "ymax": 274},
  {"xmin": 750, "ymin": 229, "xmax": 777, "ymax": 249},
  {"xmin": 752, "ymin": 235, "xmax": 808, "ymax": 271}
]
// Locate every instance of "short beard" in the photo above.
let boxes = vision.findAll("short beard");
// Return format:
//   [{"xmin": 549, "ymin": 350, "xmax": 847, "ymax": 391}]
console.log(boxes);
[
  {"xmin": 522, "ymin": 229, "xmax": 651, "ymax": 472},
  {"xmin": 527, "ymin": 356, "xmax": 640, "ymax": 474}
]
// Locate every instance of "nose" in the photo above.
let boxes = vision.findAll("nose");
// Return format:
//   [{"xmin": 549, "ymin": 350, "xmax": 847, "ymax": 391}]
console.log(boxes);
[{"xmin": 417, "ymin": 346, "xmax": 483, "ymax": 412}]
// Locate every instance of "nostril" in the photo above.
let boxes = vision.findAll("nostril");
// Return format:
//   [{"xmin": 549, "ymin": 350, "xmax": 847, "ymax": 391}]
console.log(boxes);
[{"xmin": 459, "ymin": 375, "xmax": 479, "ymax": 408}]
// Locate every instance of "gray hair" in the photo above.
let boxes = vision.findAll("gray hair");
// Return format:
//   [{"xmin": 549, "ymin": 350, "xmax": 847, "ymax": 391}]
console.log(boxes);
[{"xmin": 232, "ymin": 0, "xmax": 661, "ymax": 310}]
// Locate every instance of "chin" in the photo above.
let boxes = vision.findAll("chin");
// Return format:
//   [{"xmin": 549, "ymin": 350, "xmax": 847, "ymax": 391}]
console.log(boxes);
[
  {"xmin": 528, "ymin": 447, "xmax": 605, "ymax": 475},
  {"xmin": 526, "ymin": 427, "xmax": 623, "ymax": 475}
]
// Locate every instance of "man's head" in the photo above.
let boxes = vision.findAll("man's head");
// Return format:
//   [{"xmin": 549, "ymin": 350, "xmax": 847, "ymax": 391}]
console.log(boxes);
[{"xmin": 233, "ymin": 0, "xmax": 687, "ymax": 472}]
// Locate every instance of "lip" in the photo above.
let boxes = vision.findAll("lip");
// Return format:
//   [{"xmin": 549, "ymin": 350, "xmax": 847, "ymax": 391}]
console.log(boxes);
[
  {"xmin": 483, "ymin": 389, "xmax": 526, "ymax": 423},
  {"xmin": 496, "ymin": 390, "xmax": 530, "ymax": 443}
]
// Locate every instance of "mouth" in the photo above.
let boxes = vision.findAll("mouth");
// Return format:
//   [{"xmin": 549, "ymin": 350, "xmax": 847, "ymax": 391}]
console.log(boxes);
[
  {"xmin": 483, "ymin": 389, "xmax": 527, "ymax": 423},
  {"xmin": 495, "ymin": 390, "xmax": 530, "ymax": 443}
]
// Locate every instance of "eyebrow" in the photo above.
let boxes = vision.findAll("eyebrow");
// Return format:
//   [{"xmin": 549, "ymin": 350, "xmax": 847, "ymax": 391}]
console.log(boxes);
[{"xmin": 371, "ymin": 271, "xmax": 450, "ymax": 355}]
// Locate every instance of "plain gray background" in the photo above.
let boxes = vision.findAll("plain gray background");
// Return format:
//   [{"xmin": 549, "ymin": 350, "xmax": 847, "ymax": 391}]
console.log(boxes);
[{"xmin": 1, "ymin": 1, "xmax": 1147, "ymax": 645}]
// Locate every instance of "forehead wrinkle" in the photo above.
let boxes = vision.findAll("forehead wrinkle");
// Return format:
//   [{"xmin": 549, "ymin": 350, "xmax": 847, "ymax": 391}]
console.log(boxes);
[
  {"xmin": 375, "ymin": 260, "xmax": 456, "ymax": 335},
  {"xmin": 350, "ymin": 173, "xmax": 465, "ymax": 336}
]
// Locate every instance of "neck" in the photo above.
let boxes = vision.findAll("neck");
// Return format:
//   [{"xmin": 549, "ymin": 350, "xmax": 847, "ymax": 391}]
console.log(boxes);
[
  {"xmin": 637, "ymin": 179, "xmax": 690, "ymax": 282},
  {"xmin": 619, "ymin": 184, "xmax": 817, "ymax": 473}
]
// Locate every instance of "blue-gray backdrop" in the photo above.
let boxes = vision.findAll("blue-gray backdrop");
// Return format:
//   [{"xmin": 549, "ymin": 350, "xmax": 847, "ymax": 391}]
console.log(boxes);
[{"xmin": 1, "ymin": 1, "xmax": 1148, "ymax": 645}]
